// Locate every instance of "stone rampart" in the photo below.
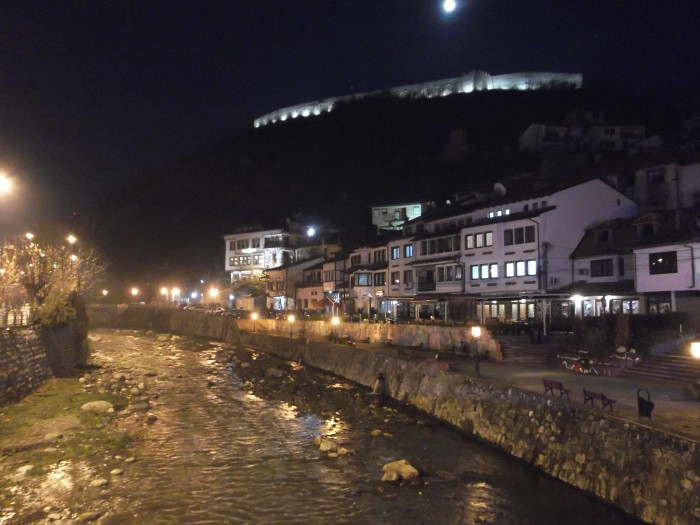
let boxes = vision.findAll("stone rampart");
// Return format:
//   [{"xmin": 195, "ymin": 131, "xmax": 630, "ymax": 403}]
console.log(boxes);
[
  {"xmin": 0, "ymin": 324, "xmax": 87, "ymax": 406},
  {"xmin": 90, "ymin": 305, "xmax": 700, "ymax": 524}
]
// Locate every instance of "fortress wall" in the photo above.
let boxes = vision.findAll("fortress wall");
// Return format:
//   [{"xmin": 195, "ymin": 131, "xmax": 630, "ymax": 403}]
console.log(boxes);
[{"xmin": 254, "ymin": 70, "xmax": 581, "ymax": 128}]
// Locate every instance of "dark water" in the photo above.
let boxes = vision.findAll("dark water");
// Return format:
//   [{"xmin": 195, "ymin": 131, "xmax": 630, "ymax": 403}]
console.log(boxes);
[{"xmin": 5, "ymin": 331, "xmax": 643, "ymax": 524}]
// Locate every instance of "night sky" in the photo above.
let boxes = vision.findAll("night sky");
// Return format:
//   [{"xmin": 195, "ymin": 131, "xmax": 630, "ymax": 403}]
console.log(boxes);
[{"xmin": 1, "ymin": 1, "xmax": 699, "ymax": 233}]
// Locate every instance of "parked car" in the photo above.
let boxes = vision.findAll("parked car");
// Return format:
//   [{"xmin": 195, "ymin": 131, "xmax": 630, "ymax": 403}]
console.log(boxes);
[
  {"xmin": 220, "ymin": 308, "xmax": 253, "ymax": 319},
  {"xmin": 302, "ymin": 309, "xmax": 325, "ymax": 320}
]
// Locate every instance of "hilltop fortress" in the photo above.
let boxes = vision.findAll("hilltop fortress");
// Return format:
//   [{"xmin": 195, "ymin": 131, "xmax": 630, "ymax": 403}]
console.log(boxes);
[{"xmin": 254, "ymin": 70, "xmax": 582, "ymax": 128}]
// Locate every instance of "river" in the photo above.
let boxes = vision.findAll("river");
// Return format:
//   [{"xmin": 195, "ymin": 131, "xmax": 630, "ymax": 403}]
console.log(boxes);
[{"xmin": 4, "ymin": 329, "xmax": 643, "ymax": 524}]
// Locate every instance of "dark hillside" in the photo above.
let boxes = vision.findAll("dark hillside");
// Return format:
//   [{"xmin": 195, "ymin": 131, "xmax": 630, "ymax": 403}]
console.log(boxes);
[{"xmin": 86, "ymin": 85, "xmax": 684, "ymax": 285}]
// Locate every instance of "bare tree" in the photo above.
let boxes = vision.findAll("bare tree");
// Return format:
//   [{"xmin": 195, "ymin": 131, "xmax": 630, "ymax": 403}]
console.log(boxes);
[{"xmin": 0, "ymin": 235, "xmax": 108, "ymax": 306}]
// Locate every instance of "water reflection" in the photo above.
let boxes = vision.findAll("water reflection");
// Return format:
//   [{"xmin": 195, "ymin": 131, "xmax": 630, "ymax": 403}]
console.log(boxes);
[{"xmin": 3, "ymin": 331, "xmax": 643, "ymax": 524}]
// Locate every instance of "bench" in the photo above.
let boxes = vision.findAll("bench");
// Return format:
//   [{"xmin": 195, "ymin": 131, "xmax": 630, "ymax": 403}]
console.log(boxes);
[
  {"xmin": 582, "ymin": 389, "xmax": 616, "ymax": 411},
  {"xmin": 543, "ymin": 379, "xmax": 569, "ymax": 399}
]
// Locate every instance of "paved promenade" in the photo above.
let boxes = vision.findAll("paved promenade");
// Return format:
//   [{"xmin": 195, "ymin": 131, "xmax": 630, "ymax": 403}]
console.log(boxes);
[{"xmin": 344, "ymin": 340, "xmax": 700, "ymax": 441}]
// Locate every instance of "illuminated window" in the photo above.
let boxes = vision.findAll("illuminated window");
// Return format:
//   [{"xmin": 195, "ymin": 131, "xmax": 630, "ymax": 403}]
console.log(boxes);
[
  {"xmin": 404, "ymin": 244, "xmax": 413, "ymax": 257},
  {"xmin": 649, "ymin": 252, "xmax": 677, "ymax": 275},
  {"xmin": 391, "ymin": 247, "xmax": 401, "ymax": 260}
]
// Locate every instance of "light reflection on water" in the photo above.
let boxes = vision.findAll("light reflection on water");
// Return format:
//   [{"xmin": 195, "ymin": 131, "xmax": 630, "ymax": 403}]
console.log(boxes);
[{"xmin": 3, "ymin": 334, "xmax": 644, "ymax": 525}]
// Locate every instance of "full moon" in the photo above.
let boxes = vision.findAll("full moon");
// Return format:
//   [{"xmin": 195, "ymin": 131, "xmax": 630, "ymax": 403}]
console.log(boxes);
[{"xmin": 443, "ymin": 0, "xmax": 457, "ymax": 13}]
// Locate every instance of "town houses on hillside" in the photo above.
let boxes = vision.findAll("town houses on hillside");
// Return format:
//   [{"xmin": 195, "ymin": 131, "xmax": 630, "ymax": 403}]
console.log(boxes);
[{"xmin": 223, "ymin": 158, "xmax": 700, "ymax": 329}]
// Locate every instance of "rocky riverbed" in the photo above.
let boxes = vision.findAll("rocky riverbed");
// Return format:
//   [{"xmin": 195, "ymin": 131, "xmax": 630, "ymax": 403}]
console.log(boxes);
[{"xmin": 0, "ymin": 329, "xmax": 643, "ymax": 524}]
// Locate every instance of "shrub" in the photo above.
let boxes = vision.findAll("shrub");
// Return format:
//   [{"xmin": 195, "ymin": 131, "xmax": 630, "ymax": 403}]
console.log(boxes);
[{"xmin": 33, "ymin": 291, "xmax": 76, "ymax": 327}]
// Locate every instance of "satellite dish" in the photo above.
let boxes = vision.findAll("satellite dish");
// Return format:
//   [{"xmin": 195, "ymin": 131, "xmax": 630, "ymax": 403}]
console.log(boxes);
[{"xmin": 494, "ymin": 183, "xmax": 507, "ymax": 196}]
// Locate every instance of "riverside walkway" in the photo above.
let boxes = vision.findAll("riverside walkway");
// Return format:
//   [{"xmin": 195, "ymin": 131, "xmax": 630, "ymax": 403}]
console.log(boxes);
[{"xmin": 315, "ymin": 338, "xmax": 700, "ymax": 441}]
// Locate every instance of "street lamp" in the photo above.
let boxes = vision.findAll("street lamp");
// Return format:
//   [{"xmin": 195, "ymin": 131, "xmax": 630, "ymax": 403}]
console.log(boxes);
[
  {"xmin": 251, "ymin": 311, "xmax": 258, "ymax": 332},
  {"xmin": 471, "ymin": 325, "xmax": 482, "ymax": 377},
  {"xmin": 288, "ymin": 314, "xmax": 295, "ymax": 338},
  {"xmin": 0, "ymin": 173, "xmax": 12, "ymax": 196},
  {"xmin": 331, "ymin": 315, "xmax": 340, "ymax": 343},
  {"xmin": 66, "ymin": 234, "xmax": 77, "ymax": 245},
  {"xmin": 131, "ymin": 287, "xmax": 140, "ymax": 303},
  {"xmin": 691, "ymin": 338, "xmax": 700, "ymax": 359}
]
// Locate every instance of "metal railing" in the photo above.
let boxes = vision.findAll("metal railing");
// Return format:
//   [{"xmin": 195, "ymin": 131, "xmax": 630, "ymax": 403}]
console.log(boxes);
[{"xmin": 0, "ymin": 306, "xmax": 33, "ymax": 327}]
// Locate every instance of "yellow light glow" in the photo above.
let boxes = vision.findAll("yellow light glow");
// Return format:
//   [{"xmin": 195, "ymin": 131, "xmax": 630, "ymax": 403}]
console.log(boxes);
[
  {"xmin": 131, "ymin": 287, "xmax": 139, "ymax": 297},
  {"xmin": 251, "ymin": 312, "xmax": 259, "ymax": 321},
  {"xmin": 160, "ymin": 287, "xmax": 168, "ymax": 296},
  {"xmin": 102, "ymin": 289, "xmax": 109, "ymax": 296},
  {"xmin": 66, "ymin": 235, "xmax": 77, "ymax": 244},
  {"xmin": 25, "ymin": 232, "xmax": 34, "ymax": 240},
  {"xmin": 331, "ymin": 316, "xmax": 340, "ymax": 326},
  {"xmin": 208, "ymin": 287, "xmax": 219, "ymax": 299},
  {"xmin": 288, "ymin": 315, "xmax": 295, "ymax": 323},
  {"xmin": 691, "ymin": 341, "xmax": 700, "ymax": 359},
  {"xmin": 0, "ymin": 173, "xmax": 13, "ymax": 195},
  {"xmin": 171, "ymin": 288, "xmax": 181, "ymax": 297},
  {"xmin": 471, "ymin": 325, "xmax": 481, "ymax": 338}
]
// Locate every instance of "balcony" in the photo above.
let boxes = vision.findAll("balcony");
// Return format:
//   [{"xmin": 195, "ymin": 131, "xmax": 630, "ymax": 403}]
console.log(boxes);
[{"xmin": 417, "ymin": 281, "xmax": 436, "ymax": 292}]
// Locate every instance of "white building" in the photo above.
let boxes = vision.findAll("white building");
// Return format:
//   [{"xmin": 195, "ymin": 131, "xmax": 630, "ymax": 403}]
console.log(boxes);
[
  {"xmin": 394, "ymin": 178, "xmax": 639, "ymax": 326},
  {"xmin": 371, "ymin": 202, "xmax": 425, "ymax": 233},
  {"xmin": 266, "ymin": 257, "xmax": 324, "ymax": 311},
  {"xmin": 583, "ymin": 124, "xmax": 646, "ymax": 152},
  {"xmin": 224, "ymin": 228, "xmax": 294, "ymax": 286},
  {"xmin": 345, "ymin": 243, "xmax": 389, "ymax": 318}
]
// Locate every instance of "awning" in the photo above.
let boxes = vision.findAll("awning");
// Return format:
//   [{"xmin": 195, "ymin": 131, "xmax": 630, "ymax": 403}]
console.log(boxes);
[
  {"xmin": 407, "ymin": 256, "xmax": 460, "ymax": 266},
  {"xmin": 312, "ymin": 296, "xmax": 343, "ymax": 309}
]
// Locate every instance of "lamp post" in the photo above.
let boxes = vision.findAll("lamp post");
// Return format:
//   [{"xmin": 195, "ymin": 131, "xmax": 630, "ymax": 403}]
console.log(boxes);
[
  {"xmin": 131, "ymin": 287, "xmax": 140, "ymax": 303},
  {"xmin": 288, "ymin": 314, "xmax": 295, "ymax": 338},
  {"xmin": 471, "ymin": 325, "xmax": 482, "ymax": 377},
  {"xmin": 331, "ymin": 315, "xmax": 340, "ymax": 343},
  {"xmin": 692, "ymin": 338, "xmax": 700, "ymax": 418},
  {"xmin": 251, "ymin": 311, "xmax": 258, "ymax": 332}
]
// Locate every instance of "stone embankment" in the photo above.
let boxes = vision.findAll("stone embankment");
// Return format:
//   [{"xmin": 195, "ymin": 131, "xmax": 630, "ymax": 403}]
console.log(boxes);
[
  {"xmin": 93, "ymin": 306, "xmax": 700, "ymax": 525},
  {"xmin": 0, "ymin": 324, "xmax": 87, "ymax": 406}
]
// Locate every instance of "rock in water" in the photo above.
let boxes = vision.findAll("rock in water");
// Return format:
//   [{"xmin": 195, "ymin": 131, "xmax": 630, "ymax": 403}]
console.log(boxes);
[{"xmin": 382, "ymin": 459, "xmax": 419, "ymax": 482}]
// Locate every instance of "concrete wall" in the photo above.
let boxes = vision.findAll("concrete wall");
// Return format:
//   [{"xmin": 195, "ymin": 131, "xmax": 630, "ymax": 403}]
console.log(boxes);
[
  {"xmin": 102, "ymin": 305, "xmax": 699, "ymax": 525},
  {"xmin": 0, "ymin": 324, "xmax": 87, "ymax": 406}
]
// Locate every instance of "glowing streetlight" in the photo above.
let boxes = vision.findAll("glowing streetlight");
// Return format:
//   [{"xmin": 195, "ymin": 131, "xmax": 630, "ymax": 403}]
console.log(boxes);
[
  {"xmin": 471, "ymin": 325, "xmax": 482, "ymax": 377},
  {"xmin": 25, "ymin": 232, "xmax": 34, "ymax": 241},
  {"xmin": 131, "ymin": 287, "xmax": 140, "ymax": 302},
  {"xmin": 0, "ymin": 173, "xmax": 12, "ymax": 196},
  {"xmin": 691, "ymin": 339, "xmax": 700, "ymax": 359},
  {"xmin": 288, "ymin": 314, "xmax": 295, "ymax": 338},
  {"xmin": 251, "ymin": 311, "xmax": 259, "ymax": 332},
  {"xmin": 331, "ymin": 315, "xmax": 340, "ymax": 342},
  {"xmin": 66, "ymin": 235, "xmax": 77, "ymax": 245},
  {"xmin": 208, "ymin": 287, "xmax": 219, "ymax": 300},
  {"xmin": 102, "ymin": 289, "xmax": 109, "ymax": 297}
]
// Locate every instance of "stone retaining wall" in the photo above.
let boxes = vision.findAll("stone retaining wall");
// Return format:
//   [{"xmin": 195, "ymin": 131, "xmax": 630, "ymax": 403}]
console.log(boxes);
[
  {"xmin": 242, "ymin": 333, "xmax": 699, "ymax": 525},
  {"xmin": 95, "ymin": 305, "xmax": 700, "ymax": 525},
  {"xmin": 0, "ymin": 324, "xmax": 86, "ymax": 406}
]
